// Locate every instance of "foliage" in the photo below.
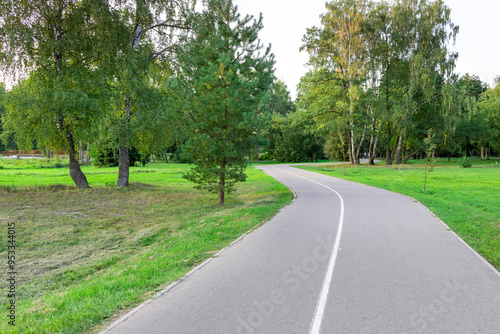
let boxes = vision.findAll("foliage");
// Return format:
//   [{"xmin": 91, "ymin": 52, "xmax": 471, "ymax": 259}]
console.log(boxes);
[
  {"xmin": 264, "ymin": 79, "xmax": 296, "ymax": 116},
  {"xmin": 91, "ymin": 143, "xmax": 149, "ymax": 167},
  {"xmin": 458, "ymin": 155, "xmax": 472, "ymax": 168},
  {"xmin": 272, "ymin": 113, "xmax": 325, "ymax": 162},
  {"xmin": 478, "ymin": 80, "xmax": 500, "ymax": 152},
  {"xmin": 107, "ymin": 0, "xmax": 195, "ymax": 187},
  {"xmin": 0, "ymin": 0, "xmax": 127, "ymax": 188},
  {"xmin": 258, "ymin": 78, "xmax": 296, "ymax": 159},
  {"xmin": 92, "ymin": 147, "xmax": 119, "ymax": 167},
  {"xmin": 177, "ymin": 0, "xmax": 274, "ymax": 205},
  {"xmin": 0, "ymin": 83, "xmax": 13, "ymax": 151},
  {"xmin": 300, "ymin": 0, "xmax": 460, "ymax": 165}
]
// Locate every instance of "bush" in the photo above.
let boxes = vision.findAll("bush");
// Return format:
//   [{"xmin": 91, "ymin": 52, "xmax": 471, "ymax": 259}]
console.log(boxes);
[
  {"xmin": 258, "ymin": 151, "xmax": 273, "ymax": 161},
  {"xmin": 323, "ymin": 138, "xmax": 348, "ymax": 161},
  {"xmin": 170, "ymin": 144, "xmax": 192, "ymax": 163},
  {"xmin": 458, "ymin": 156, "xmax": 472, "ymax": 168},
  {"xmin": 92, "ymin": 146, "xmax": 148, "ymax": 167},
  {"xmin": 93, "ymin": 147, "xmax": 119, "ymax": 167}
]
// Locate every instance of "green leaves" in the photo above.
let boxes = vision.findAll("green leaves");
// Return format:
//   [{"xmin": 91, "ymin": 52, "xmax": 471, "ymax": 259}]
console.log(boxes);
[
  {"xmin": 177, "ymin": 0, "xmax": 274, "ymax": 205},
  {"xmin": 299, "ymin": 0, "xmax": 462, "ymax": 165}
]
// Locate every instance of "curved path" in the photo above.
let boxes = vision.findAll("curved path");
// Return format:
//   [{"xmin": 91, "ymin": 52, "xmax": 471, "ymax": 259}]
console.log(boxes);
[{"xmin": 103, "ymin": 165, "xmax": 500, "ymax": 334}]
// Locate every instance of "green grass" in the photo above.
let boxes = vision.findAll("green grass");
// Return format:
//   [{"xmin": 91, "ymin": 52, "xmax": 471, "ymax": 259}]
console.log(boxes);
[
  {"xmin": 297, "ymin": 158, "xmax": 500, "ymax": 272},
  {"xmin": 0, "ymin": 159, "xmax": 292, "ymax": 333}
]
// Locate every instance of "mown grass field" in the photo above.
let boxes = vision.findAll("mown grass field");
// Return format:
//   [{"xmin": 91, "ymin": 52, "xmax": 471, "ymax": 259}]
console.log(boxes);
[
  {"xmin": 0, "ymin": 159, "xmax": 292, "ymax": 333},
  {"xmin": 298, "ymin": 157, "xmax": 500, "ymax": 272}
]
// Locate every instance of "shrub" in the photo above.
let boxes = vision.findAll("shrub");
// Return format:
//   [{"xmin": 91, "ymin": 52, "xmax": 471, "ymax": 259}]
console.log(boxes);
[
  {"xmin": 458, "ymin": 156, "xmax": 472, "ymax": 168},
  {"xmin": 258, "ymin": 151, "xmax": 273, "ymax": 161}
]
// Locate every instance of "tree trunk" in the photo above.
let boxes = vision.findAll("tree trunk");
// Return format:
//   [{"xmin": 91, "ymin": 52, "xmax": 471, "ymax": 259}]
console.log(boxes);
[
  {"xmin": 217, "ymin": 161, "xmax": 226, "ymax": 206},
  {"xmin": 355, "ymin": 126, "xmax": 366, "ymax": 164},
  {"xmin": 349, "ymin": 129, "xmax": 357, "ymax": 165},
  {"xmin": 79, "ymin": 141, "xmax": 85, "ymax": 166},
  {"xmin": 116, "ymin": 24, "xmax": 143, "ymax": 187},
  {"xmin": 118, "ymin": 95, "xmax": 132, "ymax": 186},
  {"xmin": 393, "ymin": 128, "xmax": 404, "ymax": 165},
  {"xmin": 164, "ymin": 150, "xmax": 169, "ymax": 163},
  {"xmin": 117, "ymin": 146, "xmax": 129, "ymax": 187},
  {"xmin": 85, "ymin": 142, "xmax": 90, "ymax": 165},
  {"xmin": 53, "ymin": 23, "xmax": 89, "ymax": 189},
  {"xmin": 348, "ymin": 75, "xmax": 358, "ymax": 165},
  {"xmin": 423, "ymin": 153, "xmax": 429, "ymax": 194},
  {"xmin": 368, "ymin": 118, "xmax": 376, "ymax": 165},
  {"xmin": 369, "ymin": 120, "xmax": 381, "ymax": 165},
  {"xmin": 348, "ymin": 137, "xmax": 354, "ymax": 164},
  {"xmin": 385, "ymin": 121, "xmax": 392, "ymax": 165},
  {"xmin": 67, "ymin": 132, "xmax": 89, "ymax": 189}
]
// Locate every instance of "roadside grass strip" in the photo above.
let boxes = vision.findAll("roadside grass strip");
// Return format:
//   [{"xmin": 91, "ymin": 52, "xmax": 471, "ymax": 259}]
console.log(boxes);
[
  {"xmin": 297, "ymin": 158, "xmax": 500, "ymax": 272},
  {"xmin": 0, "ymin": 160, "xmax": 292, "ymax": 333}
]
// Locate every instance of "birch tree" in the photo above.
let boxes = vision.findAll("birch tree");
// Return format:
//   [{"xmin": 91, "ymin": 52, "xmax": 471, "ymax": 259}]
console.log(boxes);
[
  {"xmin": 389, "ymin": 0, "xmax": 457, "ymax": 164},
  {"xmin": 302, "ymin": 0, "xmax": 369, "ymax": 164},
  {"xmin": 0, "ymin": 0, "xmax": 126, "ymax": 188},
  {"xmin": 110, "ymin": 0, "xmax": 195, "ymax": 187}
]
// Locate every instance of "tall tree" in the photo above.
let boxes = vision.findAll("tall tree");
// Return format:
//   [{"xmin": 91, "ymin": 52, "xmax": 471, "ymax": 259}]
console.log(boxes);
[
  {"xmin": 302, "ymin": 0, "xmax": 369, "ymax": 164},
  {"xmin": 177, "ymin": 0, "xmax": 274, "ymax": 206},
  {"xmin": 389, "ymin": 0, "xmax": 457, "ymax": 164},
  {"xmin": 365, "ymin": 0, "xmax": 394, "ymax": 164},
  {"xmin": 258, "ymin": 78, "xmax": 296, "ymax": 160},
  {"xmin": 473, "ymin": 76, "xmax": 499, "ymax": 157},
  {"xmin": 0, "ymin": 0, "xmax": 126, "ymax": 188},
  {"xmin": 266, "ymin": 79, "xmax": 296, "ymax": 117},
  {"xmin": 111, "ymin": 0, "xmax": 194, "ymax": 187}
]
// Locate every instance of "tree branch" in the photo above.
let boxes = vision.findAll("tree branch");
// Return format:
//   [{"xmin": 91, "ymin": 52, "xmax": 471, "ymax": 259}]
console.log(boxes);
[
  {"xmin": 143, "ymin": 21, "xmax": 191, "ymax": 34},
  {"xmin": 150, "ymin": 46, "xmax": 177, "ymax": 60}
]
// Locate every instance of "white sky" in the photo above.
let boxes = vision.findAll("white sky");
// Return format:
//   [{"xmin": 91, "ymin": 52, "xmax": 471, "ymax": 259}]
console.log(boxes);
[{"xmin": 234, "ymin": 0, "xmax": 500, "ymax": 99}]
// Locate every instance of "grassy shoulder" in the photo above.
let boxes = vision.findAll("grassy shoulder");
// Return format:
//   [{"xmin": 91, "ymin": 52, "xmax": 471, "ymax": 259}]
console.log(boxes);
[
  {"xmin": 297, "ymin": 158, "xmax": 500, "ymax": 272},
  {"xmin": 0, "ymin": 160, "xmax": 292, "ymax": 333}
]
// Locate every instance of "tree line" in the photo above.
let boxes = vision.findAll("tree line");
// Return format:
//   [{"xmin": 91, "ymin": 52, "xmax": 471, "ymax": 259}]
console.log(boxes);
[
  {"xmin": 1, "ymin": 0, "xmax": 499, "ymax": 205},
  {"xmin": 294, "ymin": 0, "xmax": 499, "ymax": 165}
]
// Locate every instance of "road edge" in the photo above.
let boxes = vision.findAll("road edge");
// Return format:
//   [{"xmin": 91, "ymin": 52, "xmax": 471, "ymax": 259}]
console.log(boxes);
[
  {"xmin": 292, "ymin": 164, "xmax": 500, "ymax": 279},
  {"xmin": 411, "ymin": 196, "xmax": 500, "ymax": 279},
  {"xmin": 98, "ymin": 169, "xmax": 296, "ymax": 334}
]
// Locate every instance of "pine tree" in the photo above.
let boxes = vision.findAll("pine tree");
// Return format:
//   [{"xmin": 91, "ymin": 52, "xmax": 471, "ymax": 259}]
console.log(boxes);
[{"xmin": 177, "ymin": 0, "xmax": 274, "ymax": 205}]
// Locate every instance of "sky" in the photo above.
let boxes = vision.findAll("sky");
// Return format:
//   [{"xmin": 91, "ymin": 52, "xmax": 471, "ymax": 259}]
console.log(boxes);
[{"xmin": 234, "ymin": 0, "xmax": 500, "ymax": 99}]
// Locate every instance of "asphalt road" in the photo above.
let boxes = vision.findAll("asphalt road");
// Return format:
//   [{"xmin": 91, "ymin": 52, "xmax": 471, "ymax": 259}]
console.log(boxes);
[{"xmin": 103, "ymin": 165, "xmax": 500, "ymax": 334}]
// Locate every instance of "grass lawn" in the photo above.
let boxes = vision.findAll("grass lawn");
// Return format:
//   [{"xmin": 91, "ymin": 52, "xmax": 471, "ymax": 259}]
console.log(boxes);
[
  {"xmin": 0, "ymin": 159, "xmax": 292, "ymax": 333},
  {"xmin": 297, "ymin": 157, "xmax": 500, "ymax": 272}
]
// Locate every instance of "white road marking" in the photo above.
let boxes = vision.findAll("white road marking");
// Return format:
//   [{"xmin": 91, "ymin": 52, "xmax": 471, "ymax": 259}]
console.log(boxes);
[{"xmin": 272, "ymin": 166, "xmax": 345, "ymax": 334}]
